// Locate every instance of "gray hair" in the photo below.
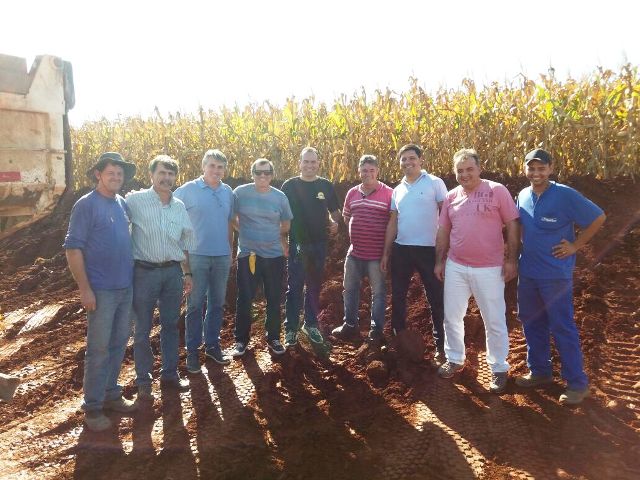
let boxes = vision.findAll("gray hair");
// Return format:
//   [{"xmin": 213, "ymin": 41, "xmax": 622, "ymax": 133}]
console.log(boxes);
[
  {"xmin": 358, "ymin": 154, "xmax": 379, "ymax": 168},
  {"xmin": 251, "ymin": 158, "xmax": 274, "ymax": 175},
  {"xmin": 453, "ymin": 148, "xmax": 480, "ymax": 167},
  {"xmin": 201, "ymin": 149, "xmax": 228, "ymax": 168}
]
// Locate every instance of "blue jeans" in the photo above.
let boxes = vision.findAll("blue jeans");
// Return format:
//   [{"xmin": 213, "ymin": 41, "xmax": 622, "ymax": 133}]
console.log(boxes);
[
  {"xmin": 284, "ymin": 241, "xmax": 327, "ymax": 332},
  {"xmin": 235, "ymin": 255, "xmax": 285, "ymax": 343},
  {"xmin": 83, "ymin": 287, "xmax": 133, "ymax": 412},
  {"xmin": 343, "ymin": 255, "xmax": 386, "ymax": 331},
  {"xmin": 133, "ymin": 263, "xmax": 183, "ymax": 386},
  {"xmin": 518, "ymin": 276, "xmax": 588, "ymax": 390},
  {"xmin": 185, "ymin": 254, "xmax": 231, "ymax": 353}
]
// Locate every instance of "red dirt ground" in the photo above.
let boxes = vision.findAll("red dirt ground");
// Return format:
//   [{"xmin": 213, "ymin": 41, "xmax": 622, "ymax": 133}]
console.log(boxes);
[{"xmin": 0, "ymin": 175, "xmax": 638, "ymax": 479}]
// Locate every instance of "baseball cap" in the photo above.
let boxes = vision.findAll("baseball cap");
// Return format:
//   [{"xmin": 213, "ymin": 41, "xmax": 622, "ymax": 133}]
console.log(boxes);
[{"xmin": 524, "ymin": 149, "xmax": 552, "ymax": 165}]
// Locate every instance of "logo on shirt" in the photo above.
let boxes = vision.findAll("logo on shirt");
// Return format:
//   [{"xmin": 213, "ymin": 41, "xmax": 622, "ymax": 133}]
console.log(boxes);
[
  {"xmin": 541, "ymin": 217, "xmax": 558, "ymax": 223},
  {"xmin": 316, "ymin": 192, "xmax": 325, "ymax": 200}
]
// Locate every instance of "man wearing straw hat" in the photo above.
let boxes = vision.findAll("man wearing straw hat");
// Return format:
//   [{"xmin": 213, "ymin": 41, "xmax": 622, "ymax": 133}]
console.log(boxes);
[{"xmin": 64, "ymin": 152, "xmax": 138, "ymax": 431}]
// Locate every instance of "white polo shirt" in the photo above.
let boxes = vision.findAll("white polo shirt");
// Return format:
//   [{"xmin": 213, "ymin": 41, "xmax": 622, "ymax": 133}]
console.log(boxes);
[{"xmin": 391, "ymin": 170, "xmax": 447, "ymax": 246}]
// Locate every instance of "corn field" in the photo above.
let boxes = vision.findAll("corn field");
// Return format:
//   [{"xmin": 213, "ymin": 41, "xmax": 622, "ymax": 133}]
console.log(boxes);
[{"xmin": 71, "ymin": 64, "xmax": 640, "ymax": 189}]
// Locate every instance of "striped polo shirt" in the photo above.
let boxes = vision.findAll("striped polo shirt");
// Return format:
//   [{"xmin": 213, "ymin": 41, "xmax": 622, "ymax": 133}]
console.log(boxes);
[
  {"xmin": 125, "ymin": 187, "xmax": 196, "ymax": 263},
  {"xmin": 343, "ymin": 182, "xmax": 393, "ymax": 260}
]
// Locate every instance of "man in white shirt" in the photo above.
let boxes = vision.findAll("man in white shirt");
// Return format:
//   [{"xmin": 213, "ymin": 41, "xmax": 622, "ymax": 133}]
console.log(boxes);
[{"xmin": 381, "ymin": 144, "xmax": 447, "ymax": 362}]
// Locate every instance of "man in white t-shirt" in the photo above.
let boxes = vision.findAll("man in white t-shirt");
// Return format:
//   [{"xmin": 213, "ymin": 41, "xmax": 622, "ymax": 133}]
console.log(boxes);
[{"xmin": 381, "ymin": 144, "xmax": 448, "ymax": 361}]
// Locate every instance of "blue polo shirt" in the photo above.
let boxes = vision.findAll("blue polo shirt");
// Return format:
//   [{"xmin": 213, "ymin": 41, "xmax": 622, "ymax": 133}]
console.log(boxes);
[
  {"xmin": 518, "ymin": 182, "xmax": 603, "ymax": 279},
  {"xmin": 63, "ymin": 190, "xmax": 134, "ymax": 290},
  {"xmin": 174, "ymin": 177, "xmax": 234, "ymax": 256},
  {"xmin": 391, "ymin": 170, "xmax": 447, "ymax": 247}
]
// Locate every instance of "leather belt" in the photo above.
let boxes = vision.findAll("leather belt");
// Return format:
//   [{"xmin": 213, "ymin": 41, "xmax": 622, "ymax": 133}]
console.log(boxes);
[{"xmin": 135, "ymin": 260, "xmax": 180, "ymax": 269}]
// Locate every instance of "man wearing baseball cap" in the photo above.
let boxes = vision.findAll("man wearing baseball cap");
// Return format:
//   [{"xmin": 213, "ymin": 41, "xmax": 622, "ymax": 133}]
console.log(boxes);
[
  {"xmin": 515, "ymin": 148, "xmax": 606, "ymax": 405},
  {"xmin": 64, "ymin": 152, "xmax": 138, "ymax": 431}
]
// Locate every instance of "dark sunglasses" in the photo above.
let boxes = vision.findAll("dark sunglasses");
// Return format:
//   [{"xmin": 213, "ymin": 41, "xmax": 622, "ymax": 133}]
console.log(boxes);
[{"xmin": 253, "ymin": 170, "xmax": 273, "ymax": 176}]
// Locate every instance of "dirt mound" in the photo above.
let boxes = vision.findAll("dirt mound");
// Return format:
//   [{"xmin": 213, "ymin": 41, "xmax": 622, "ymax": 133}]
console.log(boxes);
[{"xmin": 1, "ymin": 176, "xmax": 639, "ymax": 479}]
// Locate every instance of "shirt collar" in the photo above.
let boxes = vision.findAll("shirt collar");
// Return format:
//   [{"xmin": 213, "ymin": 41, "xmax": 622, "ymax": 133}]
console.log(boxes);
[
  {"xmin": 402, "ymin": 169, "xmax": 427, "ymax": 186},
  {"xmin": 148, "ymin": 186, "xmax": 175, "ymax": 205}
]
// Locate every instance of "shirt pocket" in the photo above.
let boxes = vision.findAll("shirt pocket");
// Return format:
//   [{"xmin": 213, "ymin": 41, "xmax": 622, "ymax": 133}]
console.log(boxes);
[{"xmin": 166, "ymin": 220, "xmax": 183, "ymax": 242}]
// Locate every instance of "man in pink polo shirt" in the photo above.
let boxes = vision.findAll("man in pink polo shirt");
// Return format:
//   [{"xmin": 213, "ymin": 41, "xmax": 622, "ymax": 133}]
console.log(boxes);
[
  {"xmin": 332, "ymin": 155, "xmax": 393, "ymax": 341},
  {"xmin": 434, "ymin": 148, "xmax": 520, "ymax": 393}
]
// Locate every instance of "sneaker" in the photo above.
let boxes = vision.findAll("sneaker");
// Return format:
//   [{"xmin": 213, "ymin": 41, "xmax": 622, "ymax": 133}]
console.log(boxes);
[
  {"xmin": 205, "ymin": 346, "xmax": 231, "ymax": 365},
  {"xmin": 160, "ymin": 376, "xmax": 190, "ymax": 392},
  {"xmin": 186, "ymin": 353, "xmax": 202, "ymax": 374},
  {"xmin": 137, "ymin": 384, "xmax": 154, "ymax": 401},
  {"xmin": 301, "ymin": 324, "xmax": 324, "ymax": 344},
  {"xmin": 284, "ymin": 331, "xmax": 298, "ymax": 348},
  {"xmin": 489, "ymin": 372, "xmax": 508, "ymax": 394},
  {"xmin": 84, "ymin": 411, "xmax": 112, "ymax": 432},
  {"xmin": 103, "ymin": 396, "xmax": 138, "ymax": 414},
  {"xmin": 514, "ymin": 372, "xmax": 554, "ymax": 388},
  {"xmin": 229, "ymin": 342, "xmax": 248, "ymax": 358},
  {"xmin": 559, "ymin": 388, "xmax": 590, "ymax": 405},
  {"xmin": 267, "ymin": 339, "xmax": 286, "ymax": 355},
  {"xmin": 331, "ymin": 323, "xmax": 359, "ymax": 340},
  {"xmin": 368, "ymin": 328, "xmax": 383, "ymax": 342},
  {"xmin": 438, "ymin": 361, "xmax": 464, "ymax": 379}
]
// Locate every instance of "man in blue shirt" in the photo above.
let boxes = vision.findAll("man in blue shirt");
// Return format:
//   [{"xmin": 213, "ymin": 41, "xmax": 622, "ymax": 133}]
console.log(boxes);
[
  {"xmin": 127, "ymin": 155, "xmax": 196, "ymax": 399},
  {"xmin": 175, "ymin": 150, "xmax": 235, "ymax": 372},
  {"xmin": 64, "ymin": 152, "xmax": 138, "ymax": 432},
  {"xmin": 230, "ymin": 159, "xmax": 293, "ymax": 357},
  {"xmin": 516, "ymin": 149, "xmax": 606, "ymax": 405}
]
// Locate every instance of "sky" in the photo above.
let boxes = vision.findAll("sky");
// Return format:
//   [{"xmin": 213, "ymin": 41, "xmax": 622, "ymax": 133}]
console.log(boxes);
[{"xmin": 2, "ymin": 0, "xmax": 638, "ymax": 126}]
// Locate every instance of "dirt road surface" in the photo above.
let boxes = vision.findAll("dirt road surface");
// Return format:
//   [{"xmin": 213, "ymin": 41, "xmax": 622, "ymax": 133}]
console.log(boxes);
[{"xmin": 1, "ymin": 176, "xmax": 638, "ymax": 479}]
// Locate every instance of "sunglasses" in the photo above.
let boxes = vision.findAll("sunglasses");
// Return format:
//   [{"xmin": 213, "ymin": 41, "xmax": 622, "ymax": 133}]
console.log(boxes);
[{"xmin": 253, "ymin": 170, "xmax": 273, "ymax": 176}]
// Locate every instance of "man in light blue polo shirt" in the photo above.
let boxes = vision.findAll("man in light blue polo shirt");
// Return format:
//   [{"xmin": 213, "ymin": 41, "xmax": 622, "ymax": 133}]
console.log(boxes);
[
  {"xmin": 126, "ymin": 155, "xmax": 196, "ymax": 399},
  {"xmin": 381, "ymin": 144, "xmax": 448, "ymax": 362},
  {"xmin": 174, "ymin": 149, "xmax": 235, "ymax": 372}
]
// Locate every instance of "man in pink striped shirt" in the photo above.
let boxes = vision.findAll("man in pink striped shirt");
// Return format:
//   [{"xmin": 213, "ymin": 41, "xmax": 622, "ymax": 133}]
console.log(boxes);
[{"xmin": 332, "ymin": 155, "xmax": 393, "ymax": 341}]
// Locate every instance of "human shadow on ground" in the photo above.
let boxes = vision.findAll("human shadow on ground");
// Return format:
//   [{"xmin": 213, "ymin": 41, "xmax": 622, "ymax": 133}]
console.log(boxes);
[
  {"xmin": 414, "ymin": 360, "xmax": 640, "ymax": 479},
  {"xmin": 242, "ymin": 348, "xmax": 476, "ymax": 480},
  {"xmin": 196, "ymin": 360, "xmax": 280, "ymax": 479}
]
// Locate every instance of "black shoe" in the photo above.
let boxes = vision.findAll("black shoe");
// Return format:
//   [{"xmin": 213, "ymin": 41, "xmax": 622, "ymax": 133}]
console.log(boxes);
[
  {"xmin": 331, "ymin": 323, "xmax": 359, "ymax": 340},
  {"xmin": 367, "ymin": 328, "xmax": 383, "ymax": 342},
  {"xmin": 229, "ymin": 342, "xmax": 248, "ymax": 358},
  {"xmin": 205, "ymin": 346, "xmax": 231, "ymax": 365},
  {"xmin": 267, "ymin": 339, "xmax": 286, "ymax": 355},
  {"xmin": 160, "ymin": 376, "xmax": 190, "ymax": 392}
]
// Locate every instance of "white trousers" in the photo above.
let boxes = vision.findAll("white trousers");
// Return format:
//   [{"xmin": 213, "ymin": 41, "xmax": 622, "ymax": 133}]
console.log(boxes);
[{"xmin": 443, "ymin": 259, "xmax": 510, "ymax": 373}]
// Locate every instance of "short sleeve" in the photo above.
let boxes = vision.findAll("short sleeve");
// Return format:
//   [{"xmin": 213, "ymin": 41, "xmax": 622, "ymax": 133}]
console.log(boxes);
[
  {"xmin": 64, "ymin": 199, "xmax": 91, "ymax": 249},
  {"xmin": 281, "ymin": 194, "xmax": 294, "ymax": 221},
  {"xmin": 434, "ymin": 177, "xmax": 448, "ymax": 203},
  {"xmin": 325, "ymin": 181, "xmax": 340, "ymax": 212},
  {"xmin": 567, "ymin": 188, "xmax": 604, "ymax": 228},
  {"xmin": 496, "ymin": 185, "xmax": 520, "ymax": 223}
]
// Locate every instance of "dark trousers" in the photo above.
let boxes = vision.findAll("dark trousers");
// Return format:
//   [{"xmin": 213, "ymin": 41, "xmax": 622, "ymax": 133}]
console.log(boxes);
[
  {"xmin": 235, "ymin": 255, "xmax": 285, "ymax": 344},
  {"xmin": 284, "ymin": 241, "xmax": 327, "ymax": 332},
  {"xmin": 391, "ymin": 243, "xmax": 445, "ymax": 350}
]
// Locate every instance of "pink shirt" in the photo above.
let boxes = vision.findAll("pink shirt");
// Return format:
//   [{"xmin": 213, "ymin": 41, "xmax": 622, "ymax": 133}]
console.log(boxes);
[
  {"xmin": 439, "ymin": 180, "xmax": 519, "ymax": 267},
  {"xmin": 344, "ymin": 182, "xmax": 393, "ymax": 260}
]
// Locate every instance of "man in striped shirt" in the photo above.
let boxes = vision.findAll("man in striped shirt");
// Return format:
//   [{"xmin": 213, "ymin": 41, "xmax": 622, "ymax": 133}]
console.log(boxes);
[
  {"xmin": 333, "ymin": 155, "xmax": 393, "ymax": 341},
  {"xmin": 126, "ymin": 155, "xmax": 196, "ymax": 400}
]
